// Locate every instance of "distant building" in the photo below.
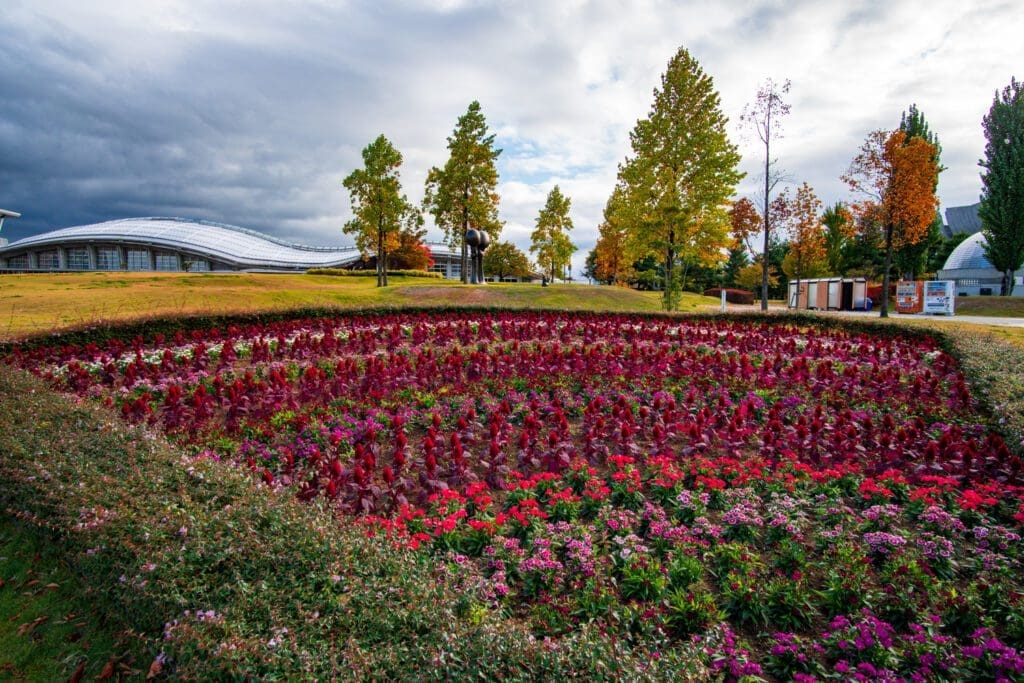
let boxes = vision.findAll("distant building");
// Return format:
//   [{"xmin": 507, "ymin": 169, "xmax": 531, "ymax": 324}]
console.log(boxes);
[
  {"xmin": 937, "ymin": 231, "xmax": 1024, "ymax": 296},
  {"xmin": 0, "ymin": 217, "xmax": 466, "ymax": 278},
  {"xmin": 942, "ymin": 202, "xmax": 982, "ymax": 239}
]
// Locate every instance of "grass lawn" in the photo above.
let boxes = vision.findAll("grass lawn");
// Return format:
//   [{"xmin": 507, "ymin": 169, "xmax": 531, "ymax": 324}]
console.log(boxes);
[
  {"xmin": 953, "ymin": 295, "xmax": 1024, "ymax": 317},
  {"xmin": 0, "ymin": 520, "xmax": 151, "ymax": 681},
  {"xmin": 0, "ymin": 272, "xmax": 720, "ymax": 339}
]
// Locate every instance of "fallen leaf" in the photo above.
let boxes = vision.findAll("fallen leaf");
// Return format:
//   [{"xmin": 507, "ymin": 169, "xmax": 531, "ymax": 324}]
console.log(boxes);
[
  {"xmin": 96, "ymin": 658, "xmax": 116, "ymax": 680},
  {"xmin": 67, "ymin": 660, "xmax": 86, "ymax": 683},
  {"xmin": 146, "ymin": 658, "xmax": 163, "ymax": 680},
  {"xmin": 45, "ymin": 583, "xmax": 60, "ymax": 591},
  {"xmin": 17, "ymin": 615, "xmax": 48, "ymax": 636}
]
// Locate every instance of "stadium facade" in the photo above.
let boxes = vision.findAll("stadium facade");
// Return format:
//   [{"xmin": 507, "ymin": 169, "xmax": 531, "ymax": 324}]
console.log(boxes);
[{"xmin": 0, "ymin": 217, "xmax": 466, "ymax": 278}]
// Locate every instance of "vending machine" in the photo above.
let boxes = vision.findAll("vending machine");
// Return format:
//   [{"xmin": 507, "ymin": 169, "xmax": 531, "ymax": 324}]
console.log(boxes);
[{"xmin": 923, "ymin": 281, "xmax": 955, "ymax": 315}]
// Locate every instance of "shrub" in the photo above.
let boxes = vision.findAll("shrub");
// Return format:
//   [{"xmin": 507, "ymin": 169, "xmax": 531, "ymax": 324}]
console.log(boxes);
[
  {"xmin": 702, "ymin": 288, "xmax": 754, "ymax": 305},
  {"xmin": 307, "ymin": 267, "xmax": 442, "ymax": 278}
]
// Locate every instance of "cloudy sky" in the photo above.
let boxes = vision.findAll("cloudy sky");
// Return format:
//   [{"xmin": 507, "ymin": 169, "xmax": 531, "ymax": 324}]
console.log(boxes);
[{"xmin": 1, "ymin": 0, "xmax": 1021, "ymax": 275}]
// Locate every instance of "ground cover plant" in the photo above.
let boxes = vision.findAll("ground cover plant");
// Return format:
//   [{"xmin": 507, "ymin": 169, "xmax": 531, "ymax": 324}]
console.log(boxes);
[{"xmin": 7, "ymin": 310, "xmax": 1024, "ymax": 680}]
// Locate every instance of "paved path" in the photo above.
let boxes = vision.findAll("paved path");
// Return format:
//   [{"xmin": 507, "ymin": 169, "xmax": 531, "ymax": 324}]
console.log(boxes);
[{"xmin": 809, "ymin": 309, "xmax": 1024, "ymax": 328}]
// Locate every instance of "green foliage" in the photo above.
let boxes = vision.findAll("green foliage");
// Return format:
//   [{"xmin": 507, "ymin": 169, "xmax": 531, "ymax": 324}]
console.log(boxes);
[
  {"xmin": 423, "ymin": 101, "xmax": 503, "ymax": 283},
  {"xmin": 342, "ymin": 135, "xmax": 423, "ymax": 287},
  {"xmin": 616, "ymin": 46, "xmax": 743, "ymax": 311},
  {"xmin": 822, "ymin": 202, "xmax": 854, "ymax": 275},
  {"xmin": 530, "ymin": 185, "xmax": 576, "ymax": 282},
  {"xmin": 979, "ymin": 77, "xmax": 1024, "ymax": 295},
  {"xmin": 483, "ymin": 240, "xmax": 533, "ymax": 281},
  {"xmin": 721, "ymin": 246, "xmax": 749, "ymax": 287}
]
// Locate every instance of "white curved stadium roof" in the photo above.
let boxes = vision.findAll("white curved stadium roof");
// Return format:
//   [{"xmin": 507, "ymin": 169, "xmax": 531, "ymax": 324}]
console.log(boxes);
[
  {"xmin": 1, "ymin": 217, "xmax": 364, "ymax": 270},
  {"xmin": 942, "ymin": 232, "xmax": 993, "ymax": 271}
]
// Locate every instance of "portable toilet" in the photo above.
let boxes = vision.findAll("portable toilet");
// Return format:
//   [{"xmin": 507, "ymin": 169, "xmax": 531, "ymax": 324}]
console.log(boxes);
[
  {"xmin": 815, "ymin": 280, "xmax": 829, "ymax": 310},
  {"xmin": 827, "ymin": 278, "xmax": 842, "ymax": 310}
]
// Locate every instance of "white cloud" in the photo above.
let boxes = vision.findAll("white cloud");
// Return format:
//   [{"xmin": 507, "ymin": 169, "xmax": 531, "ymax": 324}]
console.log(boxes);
[{"xmin": 2, "ymin": 0, "xmax": 1022, "ymax": 277}]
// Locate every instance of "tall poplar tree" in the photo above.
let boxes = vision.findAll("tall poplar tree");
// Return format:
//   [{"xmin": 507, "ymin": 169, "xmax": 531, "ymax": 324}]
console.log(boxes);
[
  {"xmin": 423, "ymin": 101, "xmax": 503, "ymax": 283},
  {"xmin": 618, "ymin": 46, "xmax": 743, "ymax": 310},
  {"xmin": 342, "ymin": 135, "xmax": 422, "ymax": 287},
  {"xmin": 530, "ymin": 185, "xmax": 576, "ymax": 282},
  {"xmin": 979, "ymin": 77, "xmax": 1024, "ymax": 295},
  {"xmin": 742, "ymin": 78, "xmax": 791, "ymax": 310}
]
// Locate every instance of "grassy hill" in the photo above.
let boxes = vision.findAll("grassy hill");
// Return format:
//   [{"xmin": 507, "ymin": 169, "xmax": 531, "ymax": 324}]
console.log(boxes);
[{"xmin": 0, "ymin": 272, "xmax": 724, "ymax": 339}]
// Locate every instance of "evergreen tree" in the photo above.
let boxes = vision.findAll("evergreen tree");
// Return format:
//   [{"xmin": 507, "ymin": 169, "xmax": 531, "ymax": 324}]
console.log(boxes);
[
  {"xmin": 979, "ymin": 77, "xmax": 1024, "ymax": 295},
  {"xmin": 821, "ymin": 203, "xmax": 854, "ymax": 275},
  {"xmin": 722, "ymin": 246, "xmax": 749, "ymax": 287},
  {"xmin": 530, "ymin": 185, "xmax": 576, "ymax": 282},
  {"xmin": 618, "ymin": 47, "xmax": 743, "ymax": 310},
  {"xmin": 423, "ymin": 101, "xmax": 503, "ymax": 283},
  {"xmin": 342, "ymin": 135, "xmax": 422, "ymax": 287}
]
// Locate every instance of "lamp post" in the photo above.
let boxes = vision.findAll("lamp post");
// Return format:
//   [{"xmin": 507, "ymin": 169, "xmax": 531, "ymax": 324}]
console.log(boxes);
[{"xmin": 0, "ymin": 209, "xmax": 20, "ymax": 234}]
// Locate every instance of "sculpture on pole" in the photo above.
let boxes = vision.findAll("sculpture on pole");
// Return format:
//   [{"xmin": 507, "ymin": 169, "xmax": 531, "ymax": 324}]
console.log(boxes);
[{"xmin": 465, "ymin": 229, "xmax": 490, "ymax": 284}]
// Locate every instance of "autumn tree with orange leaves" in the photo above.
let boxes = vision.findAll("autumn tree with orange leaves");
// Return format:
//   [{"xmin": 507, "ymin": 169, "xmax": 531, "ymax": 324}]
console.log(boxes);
[
  {"xmin": 592, "ymin": 185, "xmax": 635, "ymax": 285},
  {"xmin": 779, "ymin": 182, "xmax": 827, "ymax": 290},
  {"xmin": 729, "ymin": 197, "xmax": 762, "ymax": 254},
  {"xmin": 842, "ymin": 129, "xmax": 940, "ymax": 317}
]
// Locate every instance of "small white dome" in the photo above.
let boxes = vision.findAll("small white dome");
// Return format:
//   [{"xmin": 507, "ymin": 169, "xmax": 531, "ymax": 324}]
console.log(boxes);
[{"xmin": 942, "ymin": 232, "xmax": 992, "ymax": 271}]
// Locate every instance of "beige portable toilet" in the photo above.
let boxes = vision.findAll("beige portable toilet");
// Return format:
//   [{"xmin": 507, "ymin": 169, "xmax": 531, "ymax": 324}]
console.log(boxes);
[
  {"xmin": 806, "ymin": 279, "xmax": 818, "ymax": 309},
  {"xmin": 827, "ymin": 279, "xmax": 842, "ymax": 310}
]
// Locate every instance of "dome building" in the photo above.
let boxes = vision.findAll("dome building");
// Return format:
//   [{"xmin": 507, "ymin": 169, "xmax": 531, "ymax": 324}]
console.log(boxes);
[
  {"xmin": 0, "ymin": 217, "xmax": 465, "ymax": 278},
  {"xmin": 937, "ymin": 231, "xmax": 1024, "ymax": 296}
]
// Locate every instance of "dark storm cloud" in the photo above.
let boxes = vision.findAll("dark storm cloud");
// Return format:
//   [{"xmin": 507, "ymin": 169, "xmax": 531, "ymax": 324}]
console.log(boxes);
[{"xmin": 0, "ymin": 0, "xmax": 1021, "ymax": 274}]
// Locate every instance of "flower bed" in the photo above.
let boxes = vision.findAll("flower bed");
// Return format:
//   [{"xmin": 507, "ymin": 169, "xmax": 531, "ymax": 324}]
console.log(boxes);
[{"xmin": 10, "ymin": 311, "xmax": 1024, "ymax": 680}]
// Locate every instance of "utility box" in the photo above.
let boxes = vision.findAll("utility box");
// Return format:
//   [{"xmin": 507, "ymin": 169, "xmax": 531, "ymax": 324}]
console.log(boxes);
[
  {"xmin": 896, "ymin": 281, "xmax": 924, "ymax": 314},
  {"xmin": 923, "ymin": 280, "xmax": 955, "ymax": 315}
]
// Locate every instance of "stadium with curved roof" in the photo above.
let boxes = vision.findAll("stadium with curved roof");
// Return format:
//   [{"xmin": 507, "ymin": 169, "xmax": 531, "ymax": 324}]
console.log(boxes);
[
  {"xmin": 0, "ymin": 217, "xmax": 464, "ymax": 277},
  {"xmin": 937, "ymin": 231, "xmax": 1024, "ymax": 296}
]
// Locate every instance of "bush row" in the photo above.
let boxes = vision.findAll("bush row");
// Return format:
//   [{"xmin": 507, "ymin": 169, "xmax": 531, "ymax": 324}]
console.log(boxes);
[
  {"xmin": 307, "ymin": 268, "xmax": 443, "ymax": 278},
  {"xmin": 702, "ymin": 288, "xmax": 755, "ymax": 305}
]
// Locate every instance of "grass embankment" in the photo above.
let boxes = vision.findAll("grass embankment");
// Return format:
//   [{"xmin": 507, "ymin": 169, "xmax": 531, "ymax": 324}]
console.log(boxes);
[
  {"xmin": 0, "ymin": 361, "xmax": 705, "ymax": 680},
  {"xmin": 0, "ymin": 272, "xmax": 686, "ymax": 339}
]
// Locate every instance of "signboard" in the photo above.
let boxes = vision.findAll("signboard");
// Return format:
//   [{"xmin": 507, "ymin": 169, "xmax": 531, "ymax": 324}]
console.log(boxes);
[{"xmin": 923, "ymin": 280, "xmax": 955, "ymax": 315}]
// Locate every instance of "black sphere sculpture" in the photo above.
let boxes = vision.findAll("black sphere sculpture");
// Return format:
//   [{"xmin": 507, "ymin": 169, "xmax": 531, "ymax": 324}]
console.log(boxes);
[{"xmin": 465, "ymin": 229, "xmax": 490, "ymax": 284}]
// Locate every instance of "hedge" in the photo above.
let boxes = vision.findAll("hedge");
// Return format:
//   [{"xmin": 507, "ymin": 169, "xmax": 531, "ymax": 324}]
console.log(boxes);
[
  {"xmin": 307, "ymin": 268, "xmax": 442, "ymax": 278},
  {"xmin": 702, "ymin": 288, "xmax": 755, "ymax": 305}
]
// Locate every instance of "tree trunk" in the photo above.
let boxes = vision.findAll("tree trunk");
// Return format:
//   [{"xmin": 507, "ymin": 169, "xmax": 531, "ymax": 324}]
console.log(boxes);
[
  {"xmin": 461, "ymin": 188, "xmax": 469, "ymax": 284},
  {"xmin": 383, "ymin": 251, "xmax": 389, "ymax": 287},
  {"xmin": 377, "ymin": 227, "xmax": 385, "ymax": 288},
  {"xmin": 664, "ymin": 229, "xmax": 676, "ymax": 311},
  {"xmin": 880, "ymin": 224, "xmax": 894, "ymax": 318},
  {"xmin": 1004, "ymin": 268, "xmax": 1014, "ymax": 296},
  {"xmin": 761, "ymin": 120, "xmax": 770, "ymax": 311}
]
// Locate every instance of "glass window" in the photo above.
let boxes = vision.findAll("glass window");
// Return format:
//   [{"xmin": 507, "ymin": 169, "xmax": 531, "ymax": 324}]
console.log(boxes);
[
  {"xmin": 183, "ymin": 258, "xmax": 209, "ymax": 272},
  {"xmin": 6, "ymin": 254, "xmax": 28, "ymax": 268},
  {"xmin": 127, "ymin": 249, "xmax": 150, "ymax": 270},
  {"xmin": 97, "ymin": 248, "xmax": 120, "ymax": 270},
  {"xmin": 37, "ymin": 250, "xmax": 60, "ymax": 269},
  {"xmin": 154, "ymin": 252, "xmax": 179, "ymax": 271},
  {"xmin": 67, "ymin": 248, "xmax": 90, "ymax": 270}
]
